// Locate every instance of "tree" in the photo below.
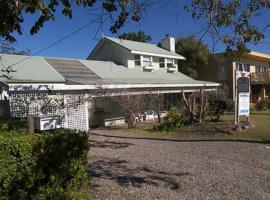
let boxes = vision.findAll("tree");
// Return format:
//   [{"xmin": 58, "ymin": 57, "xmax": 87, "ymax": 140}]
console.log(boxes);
[
  {"xmin": 1, "ymin": 1, "xmax": 269, "ymax": 54},
  {"xmin": 176, "ymin": 35, "xmax": 210, "ymax": 79},
  {"xmin": 0, "ymin": 0, "xmax": 148, "ymax": 43},
  {"xmin": 185, "ymin": 0, "xmax": 268, "ymax": 55},
  {"xmin": 182, "ymin": 89, "xmax": 208, "ymax": 123},
  {"xmin": 119, "ymin": 30, "xmax": 152, "ymax": 42},
  {"xmin": 0, "ymin": 40, "xmax": 30, "ymax": 55},
  {"xmin": 111, "ymin": 91, "xmax": 146, "ymax": 128}
]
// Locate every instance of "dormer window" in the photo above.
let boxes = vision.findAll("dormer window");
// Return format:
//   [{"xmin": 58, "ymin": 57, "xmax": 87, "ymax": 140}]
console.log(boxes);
[
  {"xmin": 167, "ymin": 58, "xmax": 173, "ymax": 68},
  {"xmin": 135, "ymin": 55, "xmax": 141, "ymax": 66},
  {"xmin": 143, "ymin": 56, "xmax": 151, "ymax": 66},
  {"xmin": 159, "ymin": 58, "xmax": 165, "ymax": 68}
]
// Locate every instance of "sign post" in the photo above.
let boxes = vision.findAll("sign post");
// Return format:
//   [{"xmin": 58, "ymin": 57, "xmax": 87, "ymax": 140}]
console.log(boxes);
[{"xmin": 235, "ymin": 76, "xmax": 250, "ymax": 124}]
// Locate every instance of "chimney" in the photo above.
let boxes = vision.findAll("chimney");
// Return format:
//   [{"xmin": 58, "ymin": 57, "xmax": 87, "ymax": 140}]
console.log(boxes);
[{"xmin": 160, "ymin": 34, "xmax": 175, "ymax": 52}]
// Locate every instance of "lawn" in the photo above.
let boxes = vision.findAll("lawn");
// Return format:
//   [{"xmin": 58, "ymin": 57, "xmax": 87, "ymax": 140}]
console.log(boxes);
[
  {"xmin": 220, "ymin": 113, "xmax": 270, "ymax": 142},
  {"xmin": 133, "ymin": 113, "xmax": 270, "ymax": 143}
]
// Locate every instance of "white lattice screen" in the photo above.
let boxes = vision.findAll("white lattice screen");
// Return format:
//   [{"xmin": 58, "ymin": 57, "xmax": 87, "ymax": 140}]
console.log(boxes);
[{"xmin": 9, "ymin": 93, "xmax": 89, "ymax": 131}]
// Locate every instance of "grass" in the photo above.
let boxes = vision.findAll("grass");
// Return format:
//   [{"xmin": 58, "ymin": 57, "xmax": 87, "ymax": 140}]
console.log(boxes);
[
  {"xmin": 132, "ymin": 113, "xmax": 270, "ymax": 143},
  {"xmin": 220, "ymin": 113, "xmax": 270, "ymax": 142}
]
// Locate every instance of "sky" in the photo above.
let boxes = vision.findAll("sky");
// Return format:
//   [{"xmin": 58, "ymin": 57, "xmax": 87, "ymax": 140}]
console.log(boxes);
[{"xmin": 11, "ymin": 0, "xmax": 270, "ymax": 59}]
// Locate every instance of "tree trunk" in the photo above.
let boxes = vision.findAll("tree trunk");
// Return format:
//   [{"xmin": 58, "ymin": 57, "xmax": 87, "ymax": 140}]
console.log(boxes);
[
  {"xmin": 181, "ymin": 89, "xmax": 194, "ymax": 122},
  {"xmin": 127, "ymin": 113, "xmax": 136, "ymax": 128},
  {"xmin": 27, "ymin": 115, "xmax": 34, "ymax": 134},
  {"xmin": 198, "ymin": 89, "xmax": 204, "ymax": 123}
]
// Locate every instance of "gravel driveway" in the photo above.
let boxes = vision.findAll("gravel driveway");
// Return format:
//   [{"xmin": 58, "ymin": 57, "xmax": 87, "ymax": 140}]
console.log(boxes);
[{"xmin": 88, "ymin": 129, "xmax": 270, "ymax": 200}]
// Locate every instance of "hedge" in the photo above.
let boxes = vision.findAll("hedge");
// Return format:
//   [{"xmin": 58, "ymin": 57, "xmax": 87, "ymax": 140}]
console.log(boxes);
[{"xmin": 0, "ymin": 129, "xmax": 90, "ymax": 200}]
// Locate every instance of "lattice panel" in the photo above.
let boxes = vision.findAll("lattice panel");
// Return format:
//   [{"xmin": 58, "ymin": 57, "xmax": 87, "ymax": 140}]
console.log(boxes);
[
  {"xmin": 65, "ymin": 96, "xmax": 88, "ymax": 131},
  {"xmin": 9, "ymin": 93, "xmax": 88, "ymax": 131}
]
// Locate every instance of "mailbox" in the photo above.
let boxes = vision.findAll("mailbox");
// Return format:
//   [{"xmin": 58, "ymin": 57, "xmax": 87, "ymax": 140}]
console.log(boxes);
[{"xmin": 34, "ymin": 115, "xmax": 60, "ymax": 131}]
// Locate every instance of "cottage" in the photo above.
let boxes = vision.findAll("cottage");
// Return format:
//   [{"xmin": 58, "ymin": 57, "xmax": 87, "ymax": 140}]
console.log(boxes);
[{"xmin": 0, "ymin": 36, "xmax": 219, "ymax": 131}]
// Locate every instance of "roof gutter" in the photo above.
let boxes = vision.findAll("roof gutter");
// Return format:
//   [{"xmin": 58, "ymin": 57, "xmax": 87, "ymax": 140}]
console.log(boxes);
[
  {"xmin": 7, "ymin": 82, "xmax": 220, "ymax": 93},
  {"xmin": 131, "ymin": 50, "xmax": 186, "ymax": 60}
]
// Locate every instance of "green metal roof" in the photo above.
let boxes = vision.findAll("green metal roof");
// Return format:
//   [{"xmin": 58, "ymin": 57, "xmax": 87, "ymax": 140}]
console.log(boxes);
[
  {"xmin": 80, "ymin": 60, "xmax": 209, "ymax": 84},
  {"xmin": 0, "ymin": 54, "xmax": 217, "ymax": 87},
  {"xmin": 103, "ymin": 37, "xmax": 186, "ymax": 59},
  {"xmin": 0, "ymin": 54, "xmax": 65, "ymax": 83}
]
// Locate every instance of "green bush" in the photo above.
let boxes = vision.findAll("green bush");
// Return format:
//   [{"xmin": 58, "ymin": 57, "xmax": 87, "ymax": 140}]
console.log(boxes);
[
  {"xmin": 256, "ymin": 98, "xmax": 270, "ymax": 111},
  {"xmin": 0, "ymin": 129, "xmax": 90, "ymax": 200},
  {"xmin": 207, "ymin": 91, "xmax": 233, "ymax": 121},
  {"xmin": 0, "ymin": 118, "xmax": 26, "ymax": 133},
  {"xmin": 155, "ymin": 109, "xmax": 184, "ymax": 131}
]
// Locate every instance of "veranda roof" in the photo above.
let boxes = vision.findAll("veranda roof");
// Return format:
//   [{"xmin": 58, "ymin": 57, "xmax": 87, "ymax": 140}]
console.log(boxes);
[{"xmin": 0, "ymin": 54, "xmax": 219, "ymax": 92}]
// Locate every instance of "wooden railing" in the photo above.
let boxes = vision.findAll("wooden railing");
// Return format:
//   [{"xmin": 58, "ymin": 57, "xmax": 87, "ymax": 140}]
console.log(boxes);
[{"xmin": 250, "ymin": 72, "xmax": 270, "ymax": 85}]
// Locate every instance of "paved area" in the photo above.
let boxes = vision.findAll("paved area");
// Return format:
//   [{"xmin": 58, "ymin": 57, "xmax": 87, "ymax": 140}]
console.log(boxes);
[{"xmin": 88, "ymin": 129, "xmax": 270, "ymax": 200}]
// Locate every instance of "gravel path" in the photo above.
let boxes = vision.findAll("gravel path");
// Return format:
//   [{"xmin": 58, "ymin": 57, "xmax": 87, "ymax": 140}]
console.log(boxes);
[{"xmin": 88, "ymin": 129, "xmax": 270, "ymax": 200}]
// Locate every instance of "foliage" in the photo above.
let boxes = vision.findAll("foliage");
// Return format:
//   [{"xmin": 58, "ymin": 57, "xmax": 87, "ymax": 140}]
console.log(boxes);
[
  {"xmin": 185, "ymin": 0, "xmax": 268, "ymax": 55},
  {"xmin": 207, "ymin": 90, "xmax": 233, "ymax": 121},
  {"xmin": 256, "ymin": 98, "xmax": 270, "ymax": 111},
  {"xmin": 1, "ymin": 1, "xmax": 269, "ymax": 53},
  {"xmin": 176, "ymin": 35, "xmax": 210, "ymax": 79},
  {"xmin": 155, "ymin": 109, "xmax": 183, "ymax": 132},
  {"xmin": 119, "ymin": 30, "xmax": 152, "ymax": 42},
  {"xmin": 0, "ymin": 40, "xmax": 30, "ymax": 55},
  {"xmin": 0, "ymin": 0, "xmax": 147, "ymax": 43},
  {"xmin": 0, "ymin": 118, "xmax": 26, "ymax": 133},
  {"xmin": 0, "ymin": 129, "xmax": 90, "ymax": 200}
]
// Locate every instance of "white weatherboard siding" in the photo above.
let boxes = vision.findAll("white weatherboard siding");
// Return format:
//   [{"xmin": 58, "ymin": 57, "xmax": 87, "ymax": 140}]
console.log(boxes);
[{"xmin": 90, "ymin": 40, "xmax": 129, "ymax": 66}]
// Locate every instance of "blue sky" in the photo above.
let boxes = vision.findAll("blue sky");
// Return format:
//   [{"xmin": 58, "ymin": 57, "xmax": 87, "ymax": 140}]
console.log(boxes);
[{"xmin": 12, "ymin": 0, "xmax": 270, "ymax": 59}]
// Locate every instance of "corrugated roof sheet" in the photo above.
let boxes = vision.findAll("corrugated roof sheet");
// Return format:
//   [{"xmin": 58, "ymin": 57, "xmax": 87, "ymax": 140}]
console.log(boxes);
[
  {"xmin": 0, "ymin": 54, "xmax": 65, "ymax": 83},
  {"xmin": 103, "ymin": 37, "xmax": 186, "ymax": 59},
  {"xmin": 45, "ymin": 58, "xmax": 101, "ymax": 84},
  {"xmin": 0, "ymin": 54, "xmax": 217, "ymax": 86}
]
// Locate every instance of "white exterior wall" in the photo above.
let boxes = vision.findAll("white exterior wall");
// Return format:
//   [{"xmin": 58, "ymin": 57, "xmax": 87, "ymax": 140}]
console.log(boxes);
[
  {"xmin": 90, "ymin": 41, "xmax": 129, "ymax": 66},
  {"xmin": 128, "ymin": 54, "xmax": 178, "ymax": 71}
]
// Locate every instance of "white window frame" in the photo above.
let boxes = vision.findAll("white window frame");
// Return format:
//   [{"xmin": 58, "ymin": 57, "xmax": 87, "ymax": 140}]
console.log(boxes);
[
  {"xmin": 159, "ymin": 58, "xmax": 165, "ymax": 68},
  {"xmin": 142, "ymin": 55, "xmax": 152, "ymax": 66},
  {"xmin": 134, "ymin": 55, "xmax": 141, "ymax": 66},
  {"xmin": 166, "ymin": 58, "xmax": 173, "ymax": 68}
]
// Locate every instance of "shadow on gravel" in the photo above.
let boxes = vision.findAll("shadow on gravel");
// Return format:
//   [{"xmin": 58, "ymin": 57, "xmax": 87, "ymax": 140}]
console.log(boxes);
[
  {"xmin": 88, "ymin": 157, "xmax": 188, "ymax": 190},
  {"xmin": 89, "ymin": 139, "xmax": 133, "ymax": 149},
  {"xmin": 90, "ymin": 132, "xmax": 270, "ymax": 144}
]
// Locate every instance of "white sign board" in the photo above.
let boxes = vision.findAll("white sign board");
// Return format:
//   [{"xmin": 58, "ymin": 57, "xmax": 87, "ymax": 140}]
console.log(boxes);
[{"xmin": 238, "ymin": 92, "xmax": 250, "ymax": 116}]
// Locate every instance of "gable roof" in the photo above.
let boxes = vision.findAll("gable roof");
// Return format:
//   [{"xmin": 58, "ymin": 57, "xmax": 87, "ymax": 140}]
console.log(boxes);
[
  {"xmin": 90, "ymin": 36, "xmax": 186, "ymax": 60},
  {"xmin": 0, "ymin": 54, "xmax": 218, "ymax": 88}
]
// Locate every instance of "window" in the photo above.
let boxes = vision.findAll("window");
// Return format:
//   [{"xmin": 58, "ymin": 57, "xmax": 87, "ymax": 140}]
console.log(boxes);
[
  {"xmin": 237, "ymin": 63, "xmax": 250, "ymax": 72},
  {"xmin": 255, "ymin": 66, "xmax": 260, "ymax": 73},
  {"xmin": 167, "ymin": 58, "xmax": 173, "ymax": 68},
  {"xmin": 159, "ymin": 58, "xmax": 165, "ymax": 68},
  {"xmin": 135, "ymin": 55, "xmax": 141, "ymax": 66},
  {"xmin": 256, "ymin": 66, "xmax": 268, "ymax": 72},
  {"xmin": 142, "ymin": 56, "xmax": 151, "ymax": 66}
]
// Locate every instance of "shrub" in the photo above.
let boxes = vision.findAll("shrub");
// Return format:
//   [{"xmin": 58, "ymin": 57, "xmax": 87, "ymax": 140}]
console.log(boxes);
[
  {"xmin": 0, "ymin": 118, "xmax": 26, "ymax": 133},
  {"xmin": 155, "ymin": 109, "xmax": 184, "ymax": 131},
  {"xmin": 0, "ymin": 129, "xmax": 90, "ymax": 200},
  {"xmin": 207, "ymin": 91, "xmax": 233, "ymax": 121},
  {"xmin": 256, "ymin": 98, "xmax": 270, "ymax": 111}
]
